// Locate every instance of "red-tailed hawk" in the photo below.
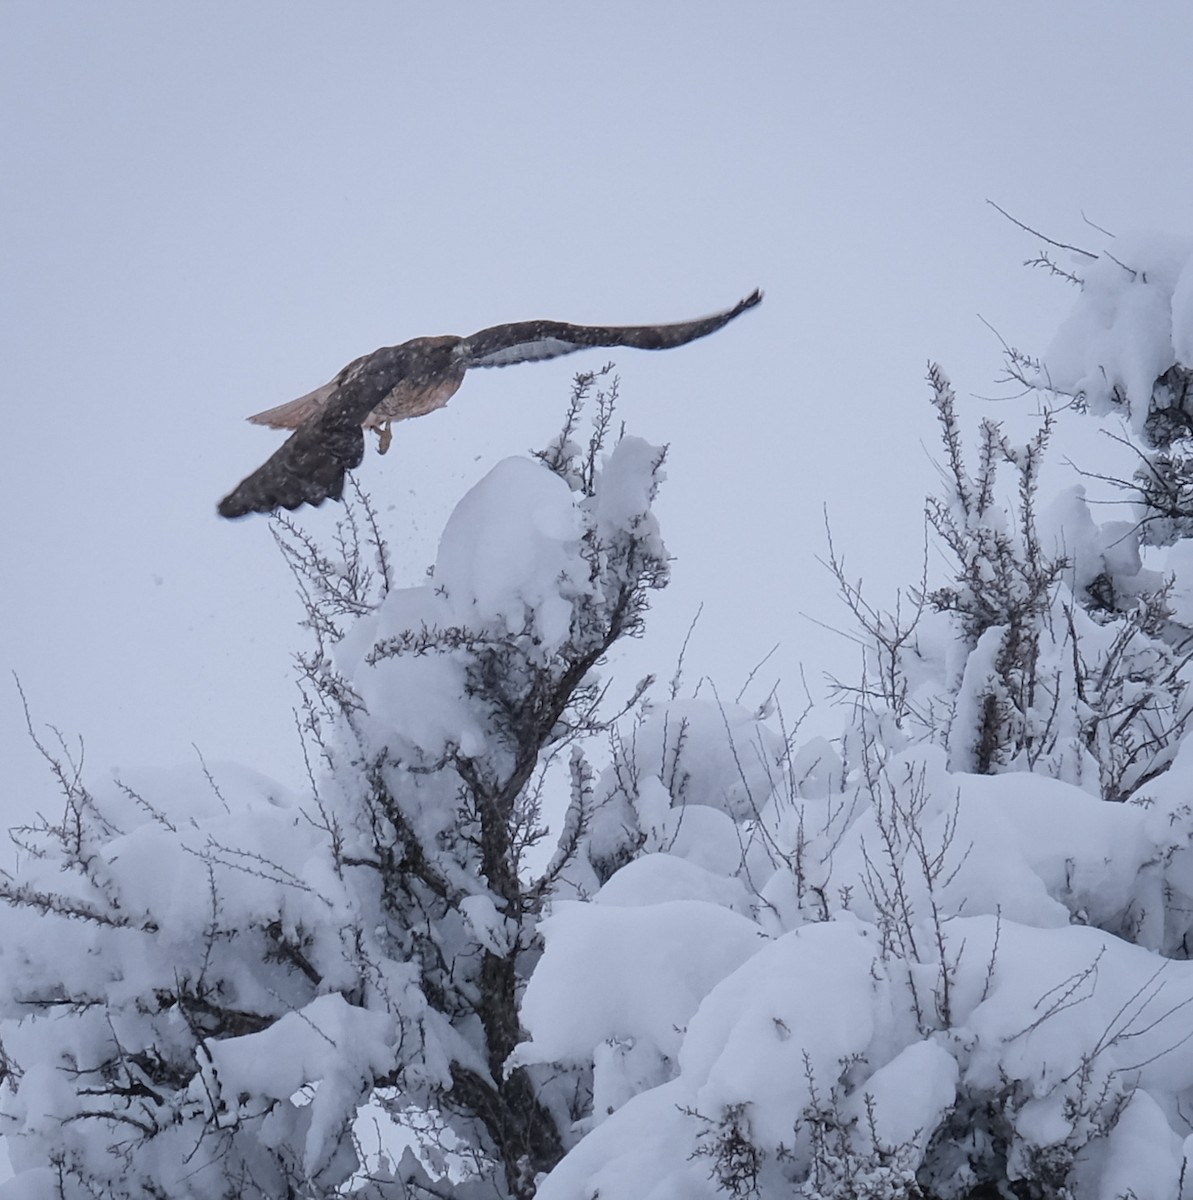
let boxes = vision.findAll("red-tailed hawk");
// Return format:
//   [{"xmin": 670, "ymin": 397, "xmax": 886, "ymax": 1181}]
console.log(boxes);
[{"xmin": 217, "ymin": 290, "xmax": 762, "ymax": 519}]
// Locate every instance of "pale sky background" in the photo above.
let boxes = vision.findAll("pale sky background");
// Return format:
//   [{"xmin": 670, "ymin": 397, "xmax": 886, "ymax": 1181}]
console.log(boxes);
[{"xmin": 4, "ymin": 4, "xmax": 1193, "ymax": 826}]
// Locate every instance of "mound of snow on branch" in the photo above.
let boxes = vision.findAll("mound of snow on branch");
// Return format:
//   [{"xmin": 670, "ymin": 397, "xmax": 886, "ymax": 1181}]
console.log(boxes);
[{"xmin": 1044, "ymin": 231, "xmax": 1193, "ymax": 432}]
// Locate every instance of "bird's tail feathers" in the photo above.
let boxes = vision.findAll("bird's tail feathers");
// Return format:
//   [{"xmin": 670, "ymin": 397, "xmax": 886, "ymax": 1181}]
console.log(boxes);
[{"xmin": 246, "ymin": 384, "xmax": 334, "ymax": 430}]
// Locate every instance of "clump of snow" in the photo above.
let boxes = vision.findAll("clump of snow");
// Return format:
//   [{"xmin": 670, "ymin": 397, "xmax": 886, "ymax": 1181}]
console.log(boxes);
[
  {"xmin": 590, "ymin": 434, "xmax": 664, "ymax": 543},
  {"xmin": 593, "ymin": 852, "xmax": 754, "ymax": 914},
  {"xmin": 458, "ymin": 893, "xmax": 512, "ymax": 955},
  {"xmin": 515, "ymin": 900, "xmax": 762, "ymax": 1068},
  {"xmin": 1039, "ymin": 484, "xmax": 1152, "ymax": 599},
  {"xmin": 435, "ymin": 456, "xmax": 588, "ymax": 654},
  {"xmin": 846, "ymin": 1039, "xmax": 959, "ymax": 1158},
  {"xmin": 629, "ymin": 698, "xmax": 786, "ymax": 820},
  {"xmin": 1043, "ymin": 231, "xmax": 1193, "ymax": 432},
  {"xmin": 1077, "ymin": 1089, "xmax": 1184, "ymax": 1200},
  {"xmin": 197, "ymin": 994, "xmax": 397, "ymax": 1180}
]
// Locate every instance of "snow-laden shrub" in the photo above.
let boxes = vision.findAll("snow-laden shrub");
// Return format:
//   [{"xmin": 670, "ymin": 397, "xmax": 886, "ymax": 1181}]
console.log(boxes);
[
  {"xmin": 831, "ymin": 362, "xmax": 1193, "ymax": 803},
  {"xmin": 515, "ymin": 237, "xmax": 1193, "ymax": 1200},
  {"xmin": 1017, "ymin": 229, "xmax": 1193, "ymax": 550},
  {"xmin": 14, "ymin": 239, "xmax": 1193, "ymax": 1200},
  {"xmin": 518, "ymin": 725, "xmax": 1193, "ymax": 1200},
  {"xmin": 0, "ymin": 374, "xmax": 669, "ymax": 1200}
]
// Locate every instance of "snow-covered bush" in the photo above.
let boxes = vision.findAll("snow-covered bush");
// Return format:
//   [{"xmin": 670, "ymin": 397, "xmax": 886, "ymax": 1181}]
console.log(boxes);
[
  {"xmin": 516, "ymin": 237, "xmax": 1193, "ymax": 1200},
  {"xmin": 0, "ymin": 371, "xmax": 669, "ymax": 1199},
  {"xmin": 518, "ymin": 722, "xmax": 1193, "ymax": 1200},
  {"xmin": 13, "ymin": 240, "xmax": 1193, "ymax": 1200},
  {"xmin": 831, "ymin": 359, "xmax": 1192, "ymax": 803}
]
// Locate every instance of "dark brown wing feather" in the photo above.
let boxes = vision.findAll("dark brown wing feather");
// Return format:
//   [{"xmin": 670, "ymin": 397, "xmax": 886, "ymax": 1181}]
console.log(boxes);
[
  {"xmin": 456, "ymin": 289, "xmax": 762, "ymax": 369},
  {"xmin": 217, "ymin": 407, "xmax": 365, "ymax": 518},
  {"xmin": 218, "ymin": 348, "xmax": 410, "ymax": 518}
]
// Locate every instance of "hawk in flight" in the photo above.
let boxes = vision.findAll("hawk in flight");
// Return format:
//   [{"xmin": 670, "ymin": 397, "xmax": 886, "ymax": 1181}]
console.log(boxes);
[{"xmin": 218, "ymin": 290, "xmax": 762, "ymax": 519}]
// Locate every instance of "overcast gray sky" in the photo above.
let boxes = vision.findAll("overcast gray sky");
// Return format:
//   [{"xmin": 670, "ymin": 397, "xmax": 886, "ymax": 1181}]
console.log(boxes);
[{"xmin": 5, "ymin": 4, "xmax": 1193, "ymax": 823}]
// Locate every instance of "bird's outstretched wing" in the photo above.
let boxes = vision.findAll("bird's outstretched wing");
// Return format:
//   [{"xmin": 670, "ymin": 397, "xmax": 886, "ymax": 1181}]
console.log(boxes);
[
  {"xmin": 455, "ymin": 289, "xmax": 762, "ymax": 369},
  {"xmin": 218, "ymin": 350, "xmax": 408, "ymax": 518},
  {"xmin": 217, "ymin": 399, "xmax": 367, "ymax": 519}
]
